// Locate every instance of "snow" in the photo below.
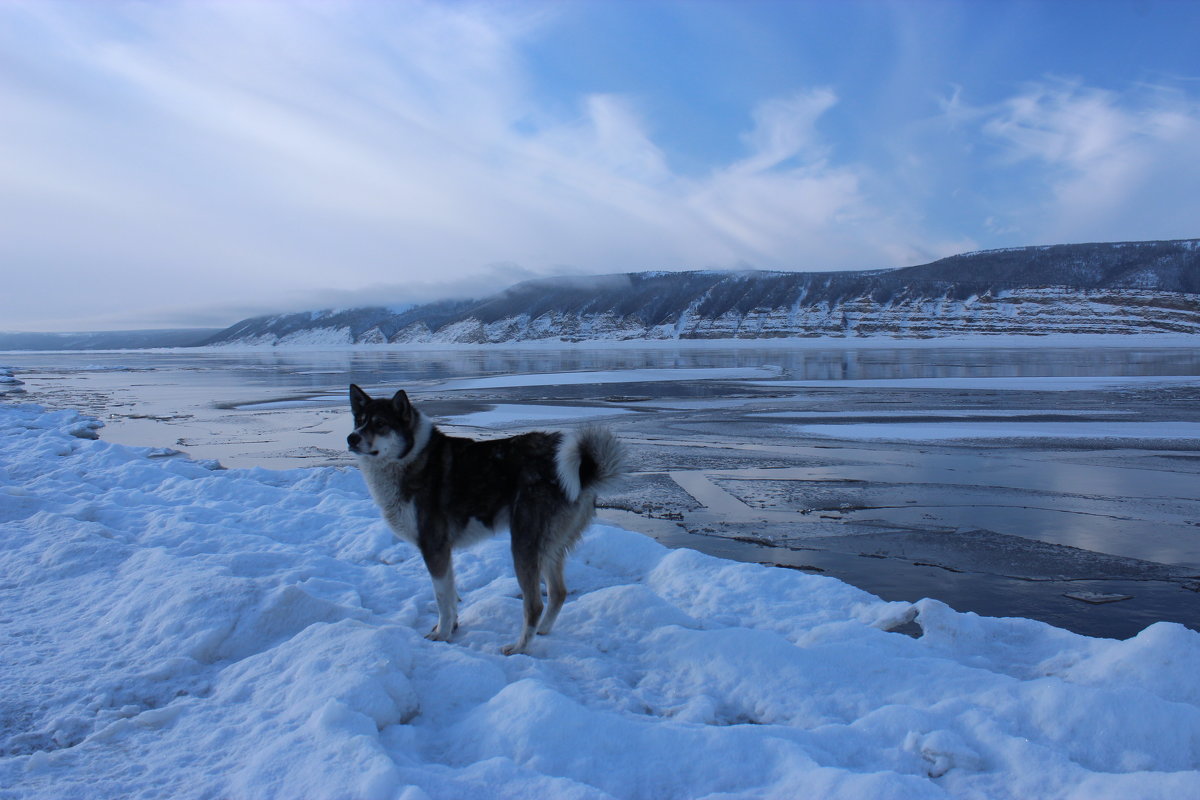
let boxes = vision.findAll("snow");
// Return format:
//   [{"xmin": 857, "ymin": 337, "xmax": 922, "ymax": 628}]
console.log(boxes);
[
  {"xmin": 233, "ymin": 398, "xmax": 327, "ymax": 410},
  {"xmin": 796, "ymin": 421, "xmax": 1200, "ymax": 442},
  {"xmin": 3, "ymin": 401, "xmax": 1200, "ymax": 799},
  {"xmin": 748, "ymin": 409, "xmax": 1135, "ymax": 419},
  {"xmin": 0, "ymin": 365, "xmax": 24, "ymax": 394},
  {"xmin": 443, "ymin": 403, "xmax": 633, "ymax": 428},
  {"xmin": 748, "ymin": 375, "xmax": 1200, "ymax": 391},
  {"xmin": 433, "ymin": 366, "xmax": 782, "ymax": 391}
]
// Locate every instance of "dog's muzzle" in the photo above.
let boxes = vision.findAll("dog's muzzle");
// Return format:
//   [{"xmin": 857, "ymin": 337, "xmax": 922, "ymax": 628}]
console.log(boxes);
[{"xmin": 347, "ymin": 432, "xmax": 363, "ymax": 453}]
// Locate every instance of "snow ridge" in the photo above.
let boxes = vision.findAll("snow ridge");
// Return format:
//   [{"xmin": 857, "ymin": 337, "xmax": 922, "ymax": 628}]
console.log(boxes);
[{"xmin": 3, "ymin": 402, "xmax": 1200, "ymax": 799}]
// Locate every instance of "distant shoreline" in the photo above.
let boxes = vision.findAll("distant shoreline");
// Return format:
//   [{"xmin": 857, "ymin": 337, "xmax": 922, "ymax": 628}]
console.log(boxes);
[{"xmin": 5, "ymin": 331, "xmax": 1196, "ymax": 356}]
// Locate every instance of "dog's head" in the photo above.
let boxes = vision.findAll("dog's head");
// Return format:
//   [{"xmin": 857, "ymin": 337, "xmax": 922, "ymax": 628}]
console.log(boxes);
[{"xmin": 347, "ymin": 384, "xmax": 424, "ymax": 462}]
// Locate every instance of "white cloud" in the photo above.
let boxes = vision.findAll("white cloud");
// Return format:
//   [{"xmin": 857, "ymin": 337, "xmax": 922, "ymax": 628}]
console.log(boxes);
[
  {"xmin": 3, "ymin": 2, "xmax": 932, "ymax": 330},
  {"xmin": 6, "ymin": 4, "xmax": 1194, "ymax": 331},
  {"xmin": 579, "ymin": 94, "xmax": 671, "ymax": 183},
  {"xmin": 737, "ymin": 88, "xmax": 839, "ymax": 173},
  {"xmin": 977, "ymin": 79, "xmax": 1200, "ymax": 243}
]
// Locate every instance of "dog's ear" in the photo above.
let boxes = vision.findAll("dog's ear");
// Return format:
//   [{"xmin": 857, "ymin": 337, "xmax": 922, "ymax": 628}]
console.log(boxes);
[
  {"xmin": 392, "ymin": 389, "xmax": 414, "ymax": 423},
  {"xmin": 349, "ymin": 384, "xmax": 370, "ymax": 416}
]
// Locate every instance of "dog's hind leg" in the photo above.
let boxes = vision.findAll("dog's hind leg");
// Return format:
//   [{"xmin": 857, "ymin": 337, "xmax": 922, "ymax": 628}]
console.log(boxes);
[
  {"xmin": 537, "ymin": 501, "xmax": 593, "ymax": 637},
  {"xmin": 503, "ymin": 518, "xmax": 544, "ymax": 655},
  {"xmin": 536, "ymin": 553, "xmax": 567, "ymax": 636},
  {"xmin": 421, "ymin": 542, "xmax": 458, "ymax": 642}
]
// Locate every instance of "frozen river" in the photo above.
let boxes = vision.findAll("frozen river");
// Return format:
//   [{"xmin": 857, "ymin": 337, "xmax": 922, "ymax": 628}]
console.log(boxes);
[{"xmin": 4, "ymin": 341, "xmax": 1200, "ymax": 638}]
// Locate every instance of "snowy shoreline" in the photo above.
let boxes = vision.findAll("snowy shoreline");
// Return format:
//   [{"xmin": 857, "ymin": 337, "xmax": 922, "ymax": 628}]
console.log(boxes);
[{"xmin": 3, "ymin": 401, "xmax": 1200, "ymax": 798}]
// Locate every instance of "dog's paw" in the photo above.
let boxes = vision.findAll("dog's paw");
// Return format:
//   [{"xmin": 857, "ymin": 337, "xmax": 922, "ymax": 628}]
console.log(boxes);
[
  {"xmin": 501, "ymin": 642, "xmax": 527, "ymax": 656},
  {"xmin": 425, "ymin": 626, "xmax": 455, "ymax": 642}
]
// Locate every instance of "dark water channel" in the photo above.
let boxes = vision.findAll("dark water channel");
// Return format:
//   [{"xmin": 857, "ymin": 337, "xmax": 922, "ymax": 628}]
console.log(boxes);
[{"xmin": 5, "ymin": 343, "xmax": 1200, "ymax": 639}]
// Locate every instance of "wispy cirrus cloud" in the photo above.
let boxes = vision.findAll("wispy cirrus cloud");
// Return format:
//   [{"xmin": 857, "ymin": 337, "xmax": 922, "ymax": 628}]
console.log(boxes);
[
  {"xmin": 1, "ymin": 1, "xmax": 1197, "ymax": 331},
  {"xmin": 963, "ymin": 79, "xmax": 1200, "ymax": 244},
  {"xmin": 0, "ymin": 2, "xmax": 941, "ymax": 330}
]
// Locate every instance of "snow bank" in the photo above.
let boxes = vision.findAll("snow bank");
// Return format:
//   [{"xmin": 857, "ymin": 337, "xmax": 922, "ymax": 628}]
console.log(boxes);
[
  {"xmin": 0, "ymin": 365, "xmax": 24, "ymax": 395},
  {"xmin": 2, "ymin": 402, "xmax": 1198, "ymax": 799}
]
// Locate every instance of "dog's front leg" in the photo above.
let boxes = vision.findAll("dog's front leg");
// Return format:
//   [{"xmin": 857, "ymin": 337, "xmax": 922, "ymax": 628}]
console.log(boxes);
[{"xmin": 420, "ymin": 542, "xmax": 457, "ymax": 642}]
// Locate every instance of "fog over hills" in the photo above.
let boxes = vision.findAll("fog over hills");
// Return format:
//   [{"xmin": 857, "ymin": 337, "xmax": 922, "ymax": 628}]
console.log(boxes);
[
  {"xmin": 201, "ymin": 239, "xmax": 1200, "ymax": 346},
  {"xmin": 0, "ymin": 328, "xmax": 223, "ymax": 352},
  {"xmin": 2, "ymin": 239, "xmax": 1196, "ymax": 351}
]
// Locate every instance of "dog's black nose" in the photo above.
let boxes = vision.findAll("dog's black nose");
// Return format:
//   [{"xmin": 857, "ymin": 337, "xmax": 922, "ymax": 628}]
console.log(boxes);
[{"xmin": 347, "ymin": 432, "xmax": 361, "ymax": 451}]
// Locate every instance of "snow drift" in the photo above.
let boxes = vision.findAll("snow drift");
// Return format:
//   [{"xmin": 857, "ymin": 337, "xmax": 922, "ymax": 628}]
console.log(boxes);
[{"xmin": 2, "ymin": 401, "xmax": 1199, "ymax": 799}]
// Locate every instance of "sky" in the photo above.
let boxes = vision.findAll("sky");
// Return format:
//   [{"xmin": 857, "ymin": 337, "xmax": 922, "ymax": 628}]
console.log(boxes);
[{"xmin": 2, "ymin": 0, "xmax": 1199, "ymax": 332}]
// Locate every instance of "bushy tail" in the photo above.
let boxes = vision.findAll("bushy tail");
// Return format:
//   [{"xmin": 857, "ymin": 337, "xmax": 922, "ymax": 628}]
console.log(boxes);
[{"xmin": 555, "ymin": 426, "xmax": 629, "ymax": 502}]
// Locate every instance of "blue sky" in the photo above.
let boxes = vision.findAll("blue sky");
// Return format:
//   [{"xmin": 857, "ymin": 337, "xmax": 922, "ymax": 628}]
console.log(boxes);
[{"xmin": 2, "ymin": 0, "xmax": 1198, "ymax": 331}]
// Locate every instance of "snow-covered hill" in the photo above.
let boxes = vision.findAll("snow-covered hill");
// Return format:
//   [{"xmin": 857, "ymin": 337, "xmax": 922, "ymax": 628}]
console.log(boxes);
[
  {"xmin": 4, "ymin": 402, "xmax": 1200, "ymax": 798},
  {"xmin": 203, "ymin": 239, "xmax": 1200, "ymax": 346}
]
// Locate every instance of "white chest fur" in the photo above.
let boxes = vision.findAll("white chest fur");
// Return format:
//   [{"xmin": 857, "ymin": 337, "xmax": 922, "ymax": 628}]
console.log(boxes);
[{"xmin": 358, "ymin": 458, "xmax": 419, "ymax": 546}]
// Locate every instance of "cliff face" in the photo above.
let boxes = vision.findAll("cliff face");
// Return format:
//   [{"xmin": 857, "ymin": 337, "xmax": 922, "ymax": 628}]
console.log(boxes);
[{"xmin": 201, "ymin": 239, "xmax": 1200, "ymax": 346}]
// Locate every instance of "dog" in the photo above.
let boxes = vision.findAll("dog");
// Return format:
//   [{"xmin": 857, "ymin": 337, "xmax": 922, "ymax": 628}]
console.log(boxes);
[{"xmin": 347, "ymin": 384, "xmax": 627, "ymax": 654}]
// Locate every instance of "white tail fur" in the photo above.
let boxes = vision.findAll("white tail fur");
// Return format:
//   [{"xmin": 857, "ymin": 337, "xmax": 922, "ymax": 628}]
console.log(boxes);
[{"xmin": 555, "ymin": 427, "xmax": 628, "ymax": 502}]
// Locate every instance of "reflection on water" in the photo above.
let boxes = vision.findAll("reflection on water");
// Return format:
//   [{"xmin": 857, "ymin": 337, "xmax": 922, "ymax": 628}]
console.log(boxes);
[
  {"xmin": 5, "ymin": 344, "xmax": 1199, "ymax": 396},
  {"xmin": 5, "ymin": 344, "xmax": 1200, "ymax": 639}
]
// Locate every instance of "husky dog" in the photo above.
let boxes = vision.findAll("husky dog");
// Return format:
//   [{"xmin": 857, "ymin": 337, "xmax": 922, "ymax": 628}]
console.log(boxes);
[{"xmin": 348, "ymin": 385, "xmax": 627, "ymax": 654}]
